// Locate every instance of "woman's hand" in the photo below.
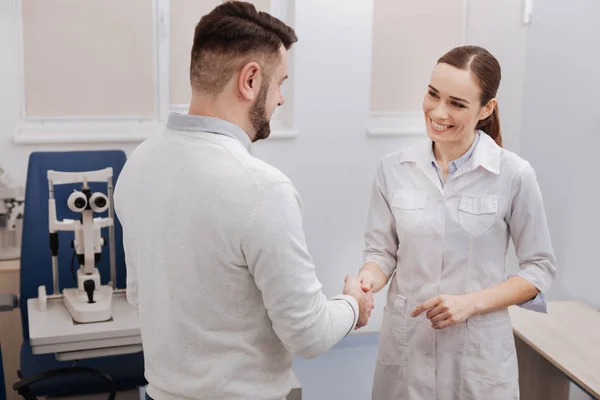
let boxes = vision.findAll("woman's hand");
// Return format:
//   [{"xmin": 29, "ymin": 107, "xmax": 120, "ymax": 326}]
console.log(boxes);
[
  {"xmin": 358, "ymin": 269, "xmax": 375, "ymax": 292},
  {"xmin": 411, "ymin": 294, "xmax": 476, "ymax": 330}
]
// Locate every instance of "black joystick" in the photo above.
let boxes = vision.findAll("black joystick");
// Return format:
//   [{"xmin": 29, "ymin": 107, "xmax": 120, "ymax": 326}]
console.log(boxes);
[{"xmin": 84, "ymin": 279, "xmax": 96, "ymax": 304}]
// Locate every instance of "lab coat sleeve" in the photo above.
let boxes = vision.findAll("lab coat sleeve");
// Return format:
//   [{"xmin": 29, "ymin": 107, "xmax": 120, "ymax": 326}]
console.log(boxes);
[
  {"xmin": 363, "ymin": 160, "xmax": 398, "ymax": 278},
  {"xmin": 242, "ymin": 182, "xmax": 359, "ymax": 359},
  {"xmin": 508, "ymin": 162, "xmax": 556, "ymax": 296},
  {"xmin": 113, "ymin": 177, "xmax": 138, "ymax": 309}
]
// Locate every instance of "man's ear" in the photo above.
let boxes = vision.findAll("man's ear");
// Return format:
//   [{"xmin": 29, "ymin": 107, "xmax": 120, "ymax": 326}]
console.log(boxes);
[
  {"xmin": 238, "ymin": 61, "xmax": 261, "ymax": 101},
  {"xmin": 479, "ymin": 98, "xmax": 497, "ymax": 120}
]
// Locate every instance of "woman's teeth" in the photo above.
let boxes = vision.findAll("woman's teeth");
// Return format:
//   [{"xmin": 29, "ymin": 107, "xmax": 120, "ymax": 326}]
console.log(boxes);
[{"xmin": 431, "ymin": 119, "xmax": 452, "ymax": 131}]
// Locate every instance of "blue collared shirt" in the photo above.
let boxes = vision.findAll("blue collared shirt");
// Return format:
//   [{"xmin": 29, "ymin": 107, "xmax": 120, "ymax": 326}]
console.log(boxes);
[{"xmin": 430, "ymin": 131, "xmax": 481, "ymax": 187}]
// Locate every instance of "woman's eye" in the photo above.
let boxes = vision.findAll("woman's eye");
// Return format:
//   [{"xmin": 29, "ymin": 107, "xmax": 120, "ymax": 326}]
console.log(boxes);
[
  {"xmin": 428, "ymin": 91, "xmax": 438, "ymax": 98},
  {"xmin": 452, "ymin": 102, "xmax": 466, "ymax": 109}
]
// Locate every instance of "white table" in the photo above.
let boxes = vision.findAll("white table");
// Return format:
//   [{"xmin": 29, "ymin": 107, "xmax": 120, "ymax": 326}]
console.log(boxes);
[{"xmin": 27, "ymin": 292, "xmax": 142, "ymax": 361}]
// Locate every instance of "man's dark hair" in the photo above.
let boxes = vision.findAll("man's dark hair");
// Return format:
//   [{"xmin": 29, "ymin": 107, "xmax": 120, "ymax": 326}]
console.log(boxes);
[{"xmin": 190, "ymin": 1, "xmax": 298, "ymax": 95}]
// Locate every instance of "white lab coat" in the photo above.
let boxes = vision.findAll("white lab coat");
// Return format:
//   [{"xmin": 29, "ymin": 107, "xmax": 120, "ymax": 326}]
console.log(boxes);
[{"xmin": 364, "ymin": 132, "xmax": 556, "ymax": 400}]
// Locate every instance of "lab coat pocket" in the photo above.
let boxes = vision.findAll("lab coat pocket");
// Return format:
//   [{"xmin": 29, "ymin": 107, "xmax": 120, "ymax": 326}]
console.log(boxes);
[
  {"xmin": 458, "ymin": 195, "xmax": 499, "ymax": 237},
  {"xmin": 463, "ymin": 315, "xmax": 518, "ymax": 389},
  {"xmin": 391, "ymin": 190, "xmax": 427, "ymax": 233},
  {"xmin": 377, "ymin": 294, "xmax": 408, "ymax": 366}
]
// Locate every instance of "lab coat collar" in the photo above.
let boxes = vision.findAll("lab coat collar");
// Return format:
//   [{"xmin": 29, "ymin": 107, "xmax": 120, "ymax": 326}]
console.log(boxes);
[
  {"xmin": 166, "ymin": 112, "xmax": 252, "ymax": 150},
  {"xmin": 470, "ymin": 131, "xmax": 501, "ymax": 175},
  {"xmin": 398, "ymin": 130, "xmax": 501, "ymax": 175}
]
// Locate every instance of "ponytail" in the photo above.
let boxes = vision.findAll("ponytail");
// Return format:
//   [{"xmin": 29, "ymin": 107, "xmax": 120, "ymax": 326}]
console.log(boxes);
[{"xmin": 476, "ymin": 103, "xmax": 502, "ymax": 147}]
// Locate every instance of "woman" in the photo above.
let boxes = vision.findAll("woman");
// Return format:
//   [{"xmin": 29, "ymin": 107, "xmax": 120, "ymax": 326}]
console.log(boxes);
[{"xmin": 358, "ymin": 45, "xmax": 556, "ymax": 399}]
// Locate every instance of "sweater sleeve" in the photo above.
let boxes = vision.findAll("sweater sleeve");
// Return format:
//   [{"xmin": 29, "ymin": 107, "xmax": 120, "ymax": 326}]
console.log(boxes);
[{"xmin": 242, "ymin": 182, "xmax": 359, "ymax": 359}]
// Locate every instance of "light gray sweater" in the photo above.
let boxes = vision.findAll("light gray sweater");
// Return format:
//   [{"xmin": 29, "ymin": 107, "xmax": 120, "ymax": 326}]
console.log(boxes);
[{"xmin": 114, "ymin": 113, "xmax": 358, "ymax": 400}]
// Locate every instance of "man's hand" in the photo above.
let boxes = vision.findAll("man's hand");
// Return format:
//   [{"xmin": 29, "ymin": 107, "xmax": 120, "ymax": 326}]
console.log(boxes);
[
  {"xmin": 343, "ymin": 275, "xmax": 375, "ymax": 329},
  {"xmin": 411, "ymin": 294, "xmax": 476, "ymax": 329}
]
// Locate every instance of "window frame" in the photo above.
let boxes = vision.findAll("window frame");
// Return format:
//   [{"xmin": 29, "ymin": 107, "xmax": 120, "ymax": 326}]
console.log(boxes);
[
  {"xmin": 366, "ymin": 0, "xmax": 469, "ymax": 137},
  {"xmin": 13, "ymin": 0, "xmax": 297, "ymax": 144}
]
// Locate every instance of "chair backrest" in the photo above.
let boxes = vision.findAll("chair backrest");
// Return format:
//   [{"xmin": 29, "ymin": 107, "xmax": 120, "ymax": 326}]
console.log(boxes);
[{"xmin": 19, "ymin": 151, "xmax": 127, "ymax": 340}]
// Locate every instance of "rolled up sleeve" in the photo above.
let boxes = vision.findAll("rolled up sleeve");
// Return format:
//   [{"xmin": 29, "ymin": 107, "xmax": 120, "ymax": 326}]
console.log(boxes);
[
  {"xmin": 509, "ymin": 162, "xmax": 557, "ymax": 298},
  {"xmin": 363, "ymin": 160, "xmax": 398, "ymax": 278}
]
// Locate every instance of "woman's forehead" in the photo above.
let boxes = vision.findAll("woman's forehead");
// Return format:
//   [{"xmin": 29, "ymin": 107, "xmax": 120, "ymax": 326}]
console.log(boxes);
[{"xmin": 430, "ymin": 63, "xmax": 481, "ymax": 101}]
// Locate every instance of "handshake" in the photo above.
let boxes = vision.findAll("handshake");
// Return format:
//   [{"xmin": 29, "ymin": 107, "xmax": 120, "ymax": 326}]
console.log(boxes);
[{"xmin": 343, "ymin": 270, "xmax": 375, "ymax": 330}]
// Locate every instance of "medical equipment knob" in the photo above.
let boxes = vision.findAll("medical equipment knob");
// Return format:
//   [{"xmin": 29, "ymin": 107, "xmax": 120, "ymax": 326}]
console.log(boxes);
[
  {"xmin": 67, "ymin": 191, "xmax": 88, "ymax": 212},
  {"xmin": 89, "ymin": 192, "xmax": 109, "ymax": 213}
]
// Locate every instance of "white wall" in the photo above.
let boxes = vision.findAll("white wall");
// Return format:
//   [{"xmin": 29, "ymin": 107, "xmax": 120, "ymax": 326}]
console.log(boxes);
[
  {"xmin": 520, "ymin": 0, "xmax": 600, "ymax": 310},
  {"xmin": 466, "ymin": 0, "xmax": 529, "ymax": 154},
  {"xmin": 519, "ymin": 3, "xmax": 599, "ymax": 398}
]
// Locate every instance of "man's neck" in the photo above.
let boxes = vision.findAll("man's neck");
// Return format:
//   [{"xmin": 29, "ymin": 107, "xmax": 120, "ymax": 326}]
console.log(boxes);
[{"xmin": 188, "ymin": 97, "xmax": 254, "ymax": 141}]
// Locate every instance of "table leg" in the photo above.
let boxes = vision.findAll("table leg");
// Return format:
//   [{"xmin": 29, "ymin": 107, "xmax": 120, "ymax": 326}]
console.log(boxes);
[{"xmin": 515, "ymin": 334, "xmax": 570, "ymax": 400}]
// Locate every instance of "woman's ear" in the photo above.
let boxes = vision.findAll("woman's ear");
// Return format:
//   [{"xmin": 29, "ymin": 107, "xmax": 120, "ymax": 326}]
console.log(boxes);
[{"xmin": 479, "ymin": 98, "xmax": 497, "ymax": 120}]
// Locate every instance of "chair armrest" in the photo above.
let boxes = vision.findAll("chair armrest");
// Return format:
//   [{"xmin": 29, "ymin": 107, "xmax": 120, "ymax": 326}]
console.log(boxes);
[{"xmin": 0, "ymin": 293, "xmax": 18, "ymax": 312}]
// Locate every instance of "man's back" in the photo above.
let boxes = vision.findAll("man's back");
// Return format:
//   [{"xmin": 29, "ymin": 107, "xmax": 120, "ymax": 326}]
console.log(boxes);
[
  {"xmin": 115, "ymin": 115, "xmax": 359, "ymax": 400},
  {"xmin": 116, "ymin": 118, "xmax": 294, "ymax": 399}
]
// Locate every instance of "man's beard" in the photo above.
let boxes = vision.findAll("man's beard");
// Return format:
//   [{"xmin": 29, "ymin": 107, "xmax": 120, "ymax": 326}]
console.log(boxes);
[{"xmin": 249, "ymin": 81, "xmax": 271, "ymax": 142}]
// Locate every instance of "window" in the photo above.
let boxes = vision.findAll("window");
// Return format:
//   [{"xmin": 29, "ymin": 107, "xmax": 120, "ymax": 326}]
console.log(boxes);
[
  {"xmin": 22, "ymin": 0, "xmax": 155, "ymax": 119},
  {"xmin": 15, "ymin": 0, "xmax": 296, "ymax": 144},
  {"xmin": 367, "ymin": 0, "xmax": 466, "ymax": 136}
]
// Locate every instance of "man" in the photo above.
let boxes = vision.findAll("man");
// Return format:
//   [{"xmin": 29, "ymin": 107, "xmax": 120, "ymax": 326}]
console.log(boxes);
[{"xmin": 114, "ymin": 2, "xmax": 374, "ymax": 399}]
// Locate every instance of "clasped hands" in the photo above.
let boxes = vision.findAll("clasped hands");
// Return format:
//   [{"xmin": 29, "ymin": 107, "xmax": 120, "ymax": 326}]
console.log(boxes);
[{"xmin": 343, "ymin": 273, "xmax": 376, "ymax": 330}]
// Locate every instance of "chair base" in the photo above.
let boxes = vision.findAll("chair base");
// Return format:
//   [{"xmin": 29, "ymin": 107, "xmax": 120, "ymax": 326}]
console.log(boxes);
[{"xmin": 19, "ymin": 342, "xmax": 146, "ymax": 398}]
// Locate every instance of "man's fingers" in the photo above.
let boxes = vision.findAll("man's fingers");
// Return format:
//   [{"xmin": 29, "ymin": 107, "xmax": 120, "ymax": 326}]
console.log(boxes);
[
  {"xmin": 344, "ymin": 274, "xmax": 354, "ymax": 285},
  {"xmin": 344, "ymin": 275, "xmax": 361, "ymax": 295},
  {"xmin": 412, "ymin": 296, "xmax": 440, "ymax": 317},
  {"xmin": 357, "ymin": 313, "xmax": 370, "ymax": 329},
  {"xmin": 356, "ymin": 297, "xmax": 372, "ymax": 329},
  {"xmin": 356, "ymin": 317, "xmax": 365, "ymax": 329}
]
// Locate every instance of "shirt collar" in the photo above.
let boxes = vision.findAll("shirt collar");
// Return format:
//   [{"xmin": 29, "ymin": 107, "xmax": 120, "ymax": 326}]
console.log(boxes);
[
  {"xmin": 166, "ymin": 112, "xmax": 252, "ymax": 150},
  {"xmin": 399, "ymin": 130, "xmax": 501, "ymax": 175},
  {"xmin": 470, "ymin": 131, "xmax": 501, "ymax": 174}
]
